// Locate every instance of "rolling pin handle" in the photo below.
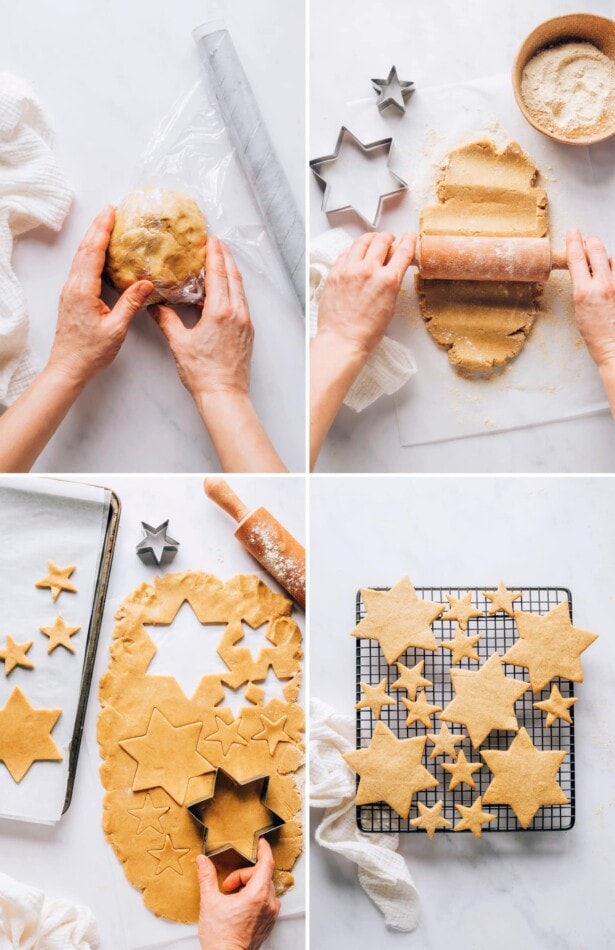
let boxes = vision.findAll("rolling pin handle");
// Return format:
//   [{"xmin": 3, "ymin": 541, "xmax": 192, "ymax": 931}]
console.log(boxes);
[
  {"xmin": 203, "ymin": 478, "xmax": 250, "ymax": 524},
  {"xmin": 551, "ymin": 250, "xmax": 568, "ymax": 271}
]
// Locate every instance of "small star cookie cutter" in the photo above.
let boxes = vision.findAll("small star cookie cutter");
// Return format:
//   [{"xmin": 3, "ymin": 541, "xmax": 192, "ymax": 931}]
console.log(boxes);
[
  {"xmin": 309, "ymin": 126, "xmax": 408, "ymax": 229},
  {"xmin": 136, "ymin": 521, "xmax": 179, "ymax": 567},
  {"xmin": 371, "ymin": 66, "xmax": 415, "ymax": 113},
  {"xmin": 187, "ymin": 768, "xmax": 285, "ymax": 864}
]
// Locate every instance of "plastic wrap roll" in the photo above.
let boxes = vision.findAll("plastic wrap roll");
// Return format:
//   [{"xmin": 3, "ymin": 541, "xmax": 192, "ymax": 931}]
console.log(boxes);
[{"xmin": 194, "ymin": 25, "xmax": 305, "ymax": 312}]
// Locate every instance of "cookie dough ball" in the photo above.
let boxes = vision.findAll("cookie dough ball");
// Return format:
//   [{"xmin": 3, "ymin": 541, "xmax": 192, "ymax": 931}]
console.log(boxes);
[{"xmin": 105, "ymin": 188, "xmax": 207, "ymax": 305}]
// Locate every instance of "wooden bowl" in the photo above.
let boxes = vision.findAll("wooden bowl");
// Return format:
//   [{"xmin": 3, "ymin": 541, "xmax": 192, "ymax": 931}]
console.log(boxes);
[{"xmin": 512, "ymin": 13, "xmax": 615, "ymax": 146}]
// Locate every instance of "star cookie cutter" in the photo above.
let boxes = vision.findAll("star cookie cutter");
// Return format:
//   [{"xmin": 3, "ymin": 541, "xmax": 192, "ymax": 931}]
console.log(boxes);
[
  {"xmin": 136, "ymin": 520, "xmax": 180, "ymax": 567},
  {"xmin": 187, "ymin": 768, "xmax": 285, "ymax": 864},
  {"xmin": 309, "ymin": 126, "xmax": 408, "ymax": 229},
  {"xmin": 371, "ymin": 66, "xmax": 415, "ymax": 113}
]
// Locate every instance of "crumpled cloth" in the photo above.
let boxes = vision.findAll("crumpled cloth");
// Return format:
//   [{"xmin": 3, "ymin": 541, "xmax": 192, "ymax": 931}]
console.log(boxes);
[
  {"xmin": 0, "ymin": 872, "xmax": 98, "ymax": 949},
  {"xmin": 309, "ymin": 697, "xmax": 420, "ymax": 932},
  {"xmin": 0, "ymin": 73, "xmax": 72, "ymax": 407},
  {"xmin": 309, "ymin": 228, "xmax": 417, "ymax": 412}
]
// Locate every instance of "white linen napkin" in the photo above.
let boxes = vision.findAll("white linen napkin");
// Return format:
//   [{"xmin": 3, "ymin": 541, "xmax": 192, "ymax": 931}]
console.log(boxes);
[
  {"xmin": 309, "ymin": 698, "xmax": 420, "ymax": 932},
  {"xmin": 0, "ymin": 73, "xmax": 72, "ymax": 408},
  {"xmin": 309, "ymin": 228, "xmax": 417, "ymax": 412},
  {"xmin": 0, "ymin": 872, "xmax": 98, "ymax": 949}
]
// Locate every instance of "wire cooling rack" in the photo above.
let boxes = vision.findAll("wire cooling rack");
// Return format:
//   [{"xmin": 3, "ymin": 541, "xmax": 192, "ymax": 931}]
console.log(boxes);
[{"xmin": 355, "ymin": 586, "xmax": 575, "ymax": 834}]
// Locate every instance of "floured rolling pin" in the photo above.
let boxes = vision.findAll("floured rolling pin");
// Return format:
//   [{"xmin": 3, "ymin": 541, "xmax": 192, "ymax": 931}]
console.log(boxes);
[
  {"xmin": 413, "ymin": 235, "xmax": 567, "ymax": 282},
  {"xmin": 204, "ymin": 478, "xmax": 305, "ymax": 609}
]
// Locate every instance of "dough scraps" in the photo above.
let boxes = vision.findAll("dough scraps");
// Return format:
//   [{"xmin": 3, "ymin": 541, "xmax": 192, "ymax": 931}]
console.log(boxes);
[
  {"xmin": 98, "ymin": 571, "xmax": 304, "ymax": 924},
  {"xmin": 441, "ymin": 749, "xmax": 482, "ymax": 791},
  {"xmin": 0, "ymin": 687, "xmax": 62, "ymax": 782},
  {"xmin": 442, "ymin": 592, "xmax": 482, "ymax": 629},
  {"xmin": 390, "ymin": 660, "xmax": 432, "ymax": 701},
  {"xmin": 503, "ymin": 600, "xmax": 598, "ymax": 693},
  {"xmin": 482, "ymin": 581, "xmax": 521, "ymax": 617},
  {"xmin": 343, "ymin": 722, "xmax": 438, "ymax": 819},
  {"xmin": 355, "ymin": 678, "xmax": 396, "ymax": 719},
  {"xmin": 39, "ymin": 615, "xmax": 81, "ymax": 654},
  {"xmin": 533, "ymin": 684, "xmax": 578, "ymax": 727},
  {"xmin": 441, "ymin": 626, "xmax": 481, "ymax": 665},
  {"xmin": 0, "ymin": 635, "xmax": 34, "ymax": 675},
  {"xmin": 453, "ymin": 797, "xmax": 496, "ymax": 838},
  {"xmin": 410, "ymin": 800, "xmax": 451, "ymax": 838},
  {"xmin": 439, "ymin": 652, "xmax": 528, "ymax": 748},
  {"xmin": 35, "ymin": 561, "xmax": 77, "ymax": 602},
  {"xmin": 401, "ymin": 690, "xmax": 442, "ymax": 728},
  {"xmin": 352, "ymin": 577, "xmax": 444, "ymax": 664},
  {"xmin": 481, "ymin": 727, "xmax": 567, "ymax": 828},
  {"xmin": 425, "ymin": 722, "xmax": 465, "ymax": 760},
  {"xmin": 417, "ymin": 140, "xmax": 546, "ymax": 375}
]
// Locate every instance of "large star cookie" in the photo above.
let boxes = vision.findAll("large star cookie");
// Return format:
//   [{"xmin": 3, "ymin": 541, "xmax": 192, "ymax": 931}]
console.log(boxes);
[
  {"xmin": 533, "ymin": 684, "xmax": 578, "ymax": 727},
  {"xmin": 410, "ymin": 800, "xmax": 451, "ymax": 838},
  {"xmin": 503, "ymin": 601, "xmax": 598, "ymax": 693},
  {"xmin": 352, "ymin": 577, "xmax": 444, "ymax": 664},
  {"xmin": 482, "ymin": 581, "xmax": 521, "ymax": 617},
  {"xmin": 441, "ymin": 626, "xmax": 481, "ymax": 665},
  {"xmin": 355, "ymin": 679, "xmax": 396, "ymax": 720},
  {"xmin": 0, "ymin": 687, "xmax": 62, "ymax": 782},
  {"xmin": 439, "ymin": 653, "xmax": 528, "ymax": 748},
  {"xmin": 391, "ymin": 660, "xmax": 432, "ymax": 701},
  {"xmin": 343, "ymin": 721, "xmax": 438, "ymax": 819},
  {"xmin": 454, "ymin": 797, "xmax": 495, "ymax": 838},
  {"xmin": 481, "ymin": 727, "xmax": 567, "ymax": 828},
  {"xmin": 442, "ymin": 592, "xmax": 482, "ymax": 630}
]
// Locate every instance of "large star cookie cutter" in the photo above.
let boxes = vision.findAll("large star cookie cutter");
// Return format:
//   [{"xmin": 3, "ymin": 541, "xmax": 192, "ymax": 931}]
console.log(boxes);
[
  {"xmin": 371, "ymin": 66, "xmax": 415, "ymax": 113},
  {"xmin": 309, "ymin": 126, "xmax": 408, "ymax": 229},
  {"xmin": 136, "ymin": 520, "xmax": 180, "ymax": 567}
]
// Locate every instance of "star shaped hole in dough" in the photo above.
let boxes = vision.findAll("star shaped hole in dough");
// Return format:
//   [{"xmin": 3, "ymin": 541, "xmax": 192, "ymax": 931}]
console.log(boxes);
[
  {"xmin": 35, "ymin": 561, "xmax": 77, "ymax": 602},
  {"xmin": 401, "ymin": 690, "xmax": 442, "ymax": 728},
  {"xmin": 441, "ymin": 625, "xmax": 481, "ymax": 666},
  {"xmin": 355, "ymin": 679, "xmax": 395, "ymax": 720},
  {"xmin": 410, "ymin": 800, "xmax": 451, "ymax": 838},
  {"xmin": 439, "ymin": 653, "xmax": 528, "ymax": 748},
  {"xmin": 390, "ymin": 660, "xmax": 432, "ymax": 702},
  {"xmin": 343, "ymin": 721, "xmax": 438, "ymax": 819},
  {"xmin": 481, "ymin": 727, "xmax": 568, "ymax": 828},
  {"xmin": 425, "ymin": 722, "xmax": 465, "ymax": 760},
  {"xmin": 0, "ymin": 635, "xmax": 34, "ymax": 675},
  {"xmin": 148, "ymin": 835, "xmax": 190, "ymax": 875},
  {"xmin": 203, "ymin": 715, "xmax": 249, "ymax": 756},
  {"xmin": 128, "ymin": 792, "xmax": 170, "ymax": 834},
  {"xmin": 482, "ymin": 581, "xmax": 521, "ymax": 617},
  {"xmin": 533, "ymin": 684, "xmax": 578, "ymax": 727},
  {"xmin": 252, "ymin": 714, "xmax": 293, "ymax": 755},
  {"xmin": 120, "ymin": 708, "xmax": 214, "ymax": 805},
  {"xmin": 441, "ymin": 749, "xmax": 482, "ymax": 791},
  {"xmin": 442, "ymin": 592, "xmax": 482, "ymax": 630},
  {"xmin": 503, "ymin": 600, "xmax": 598, "ymax": 693},
  {"xmin": 0, "ymin": 687, "xmax": 62, "ymax": 782},
  {"xmin": 352, "ymin": 577, "xmax": 444, "ymax": 665},
  {"xmin": 39, "ymin": 615, "xmax": 81, "ymax": 654},
  {"xmin": 454, "ymin": 797, "xmax": 496, "ymax": 838}
]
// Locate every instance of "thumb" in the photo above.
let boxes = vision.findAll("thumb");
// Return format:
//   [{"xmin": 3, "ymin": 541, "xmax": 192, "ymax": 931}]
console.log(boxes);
[
  {"xmin": 148, "ymin": 303, "xmax": 185, "ymax": 345},
  {"xmin": 111, "ymin": 280, "xmax": 154, "ymax": 327},
  {"xmin": 196, "ymin": 854, "xmax": 220, "ymax": 897}
]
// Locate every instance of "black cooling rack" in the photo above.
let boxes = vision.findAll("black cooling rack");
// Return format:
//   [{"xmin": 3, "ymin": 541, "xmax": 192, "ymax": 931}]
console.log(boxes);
[{"xmin": 355, "ymin": 586, "xmax": 575, "ymax": 834}]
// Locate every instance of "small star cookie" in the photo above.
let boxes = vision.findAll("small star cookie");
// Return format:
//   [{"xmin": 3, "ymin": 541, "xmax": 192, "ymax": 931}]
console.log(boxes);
[
  {"xmin": 482, "ymin": 581, "xmax": 521, "ymax": 617},
  {"xmin": 401, "ymin": 690, "xmax": 442, "ymax": 728},
  {"xmin": 454, "ymin": 797, "xmax": 495, "ymax": 838},
  {"xmin": 35, "ymin": 561, "xmax": 77, "ymax": 602},
  {"xmin": 129, "ymin": 793, "xmax": 170, "ymax": 834},
  {"xmin": 410, "ymin": 800, "xmax": 451, "ymax": 838},
  {"xmin": 441, "ymin": 625, "xmax": 481, "ymax": 665},
  {"xmin": 355, "ymin": 679, "xmax": 396, "ymax": 720},
  {"xmin": 352, "ymin": 577, "xmax": 444, "ymax": 664},
  {"xmin": 426, "ymin": 722, "xmax": 465, "ymax": 760},
  {"xmin": 533, "ymin": 684, "xmax": 578, "ymax": 727},
  {"xmin": 0, "ymin": 635, "xmax": 34, "ymax": 675},
  {"xmin": 391, "ymin": 660, "xmax": 432, "ymax": 701},
  {"xmin": 441, "ymin": 749, "xmax": 482, "ymax": 791},
  {"xmin": 204, "ymin": 716, "xmax": 248, "ymax": 755},
  {"xmin": 442, "ymin": 592, "xmax": 482, "ymax": 630},
  {"xmin": 39, "ymin": 615, "xmax": 81, "ymax": 654},
  {"xmin": 253, "ymin": 714, "xmax": 293, "ymax": 754},
  {"xmin": 148, "ymin": 835, "xmax": 190, "ymax": 875}
]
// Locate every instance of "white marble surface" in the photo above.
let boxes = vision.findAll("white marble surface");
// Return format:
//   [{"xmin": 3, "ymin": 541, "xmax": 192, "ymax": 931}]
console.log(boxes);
[
  {"xmin": 309, "ymin": 475, "xmax": 615, "ymax": 949},
  {"xmin": 310, "ymin": 0, "xmax": 615, "ymax": 472},
  {"xmin": 0, "ymin": 474, "xmax": 305, "ymax": 950},
  {"xmin": 0, "ymin": 0, "xmax": 305, "ymax": 473}
]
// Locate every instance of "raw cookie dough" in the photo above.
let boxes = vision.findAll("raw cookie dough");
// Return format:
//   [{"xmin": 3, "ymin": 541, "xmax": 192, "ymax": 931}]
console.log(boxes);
[
  {"xmin": 0, "ymin": 687, "xmax": 62, "ymax": 782},
  {"xmin": 417, "ymin": 140, "xmax": 547, "ymax": 375},
  {"xmin": 105, "ymin": 188, "xmax": 207, "ymax": 306}
]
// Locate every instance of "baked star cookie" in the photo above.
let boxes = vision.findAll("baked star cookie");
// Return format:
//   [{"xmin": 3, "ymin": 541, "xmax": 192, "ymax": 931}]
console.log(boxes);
[
  {"xmin": 355, "ymin": 679, "xmax": 396, "ymax": 720},
  {"xmin": 410, "ymin": 800, "xmax": 451, "ymax": 838},
  {"xmin": 343, "ymin": 721, "xmax": 438, "ymax": 819},
  {"xmin": 482, "ymin": 581, "xmax": 521, "ymax": 617},
  {"xmin": 454, "ymin": 797, "xmax": 495, "ymax": 838},
  {"xmin": 481, "ymin": 727, "xmax": 567, "ymax": 828},
  {"xmin": 533, "ymin": 684, "xmax": 578, "ymax": 727},
  {"xmin": 352, "ymin": 577, "xmax": 444, "ymax": 664},
  {"xmin": 503, "ymin": 601, "xmax": 598, "ymax": 693},
  {"xmin": 426, "ymin": 722, "xmax": 465, "ymax": 760},
  {"xmin": 441, "ymin": 625, "xmax": 481, "ymax": 665},
  {"xmin": 441, "ymin": 749, "xmax": 482, "ymax": 791},
  {"xmin": 439, "ymin": 653, "xmax": 528, "ymax": 748},
  {"xmin": 401, "ymin": 690, "xmax": 442, "ymax": 728},
  {"xmin": 391, "ymin": 660, "xmax": 432, "ymax": 701},
  {"xmin": 442, "ymin": 592, "xmax": 482, "ymax": 630}
]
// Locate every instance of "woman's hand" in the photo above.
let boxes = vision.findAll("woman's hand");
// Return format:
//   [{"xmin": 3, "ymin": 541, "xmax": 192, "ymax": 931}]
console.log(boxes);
[
  {"xmin": 567, "ymin": 230, "xmax": 615, "ymax": 368},
  {"xmin": 49, "ymin": 206, "xmax": 153, "ymax": 387}
]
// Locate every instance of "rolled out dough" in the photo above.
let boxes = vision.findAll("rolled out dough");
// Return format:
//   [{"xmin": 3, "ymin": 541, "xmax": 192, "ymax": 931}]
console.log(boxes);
[{"xmin": 417, "ymin": 140, "xmax": 547, "ymax": 375}]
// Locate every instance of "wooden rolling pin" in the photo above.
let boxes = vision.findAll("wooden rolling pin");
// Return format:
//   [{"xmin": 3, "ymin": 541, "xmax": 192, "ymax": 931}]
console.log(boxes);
[
  {"xmin": 204, "ymin": 478, "xmax": 305, "ymax": 609},
  {"xmin": 414, "ymin": 235, "xmax": 567, "ymax": 282}
]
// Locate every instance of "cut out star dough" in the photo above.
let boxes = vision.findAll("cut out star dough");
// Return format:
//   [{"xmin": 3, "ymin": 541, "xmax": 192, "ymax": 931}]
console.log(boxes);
[
  {"xmin": 439, "ymin": 653, "xmax": 528, "ymax": 748},
  {"xmin": 426, "ymin": 722, "xmax": 465, "ymax": 760},
  {"xmin": 148, "ymin": 835, "xmax": 190, "ymax": 875},
  {"xmin": 0, "ymin": 635, "xmax": 34, "ymax": 675},
  {"xmin": 503, "ymin": 600, "xmax": 598, "ymax": 693},
  {"xmin": 482, "ymin": 581, "xmax": 521, "ymax": 617},
  {"xmin": 481, "ymin": 727, "xmax": 568, "ymax": 828},
  {"xmin": 0, "ymin": 687, "xmax": 62, "ymax": 782},
  {"xmin": 204, "ymin": 716, "xmax": 248, "ymax": 756},
  {"xmin": 401, "ymin": 690, "xmax": 442, "ymax": 728},
  {"xmin": 352, "ymin": 577, "xmax": 444, "ymax": 665},
  {"xmin": 252, "ymin": 714, "xmax": 293, "ymax": 755},
  {"xmin": 355, "ymin": 679, "xmax": 395, "ymax": 720},
  {"xmin": 441, "ymin": 749, "xmax": 482, "ymax": 791},
  {"xmin": 39, "ymin": 615, "xmax": 81, "ymax": 654},
  {"xmin": 129, "ymin": 793, "xmax": 170, "ymax": 834},
  {"xmin": 533, "ymin": 684, "xmax": 578, "ymax": 727},
  {"xmin": 391, "ymin": 660, "xmax": 432, "ymax": 701},
  {"xmin": 35, "ymin": 561, "xmax": 77, "ymax": 602},
  {"xmin": 454, "ymin": 797, "xmax": 496, "ymax": 838},
  {"xmin": 441, "ymin": 626, "xmax": 481, "ymax": 665},
  {"xmin": 442, "ymin": 592, "xmax": 482, "ymax": 630},
  {"xmin": 343, "ymin": 721, "xmax": 438, "ymax": 819},
  {"xmin": 410, "ymin": 800, "xmax": 451, "ymax": 838},
  {"xmin": 120, "ymin": 708, "xmax": 214, "ymax": 805}
]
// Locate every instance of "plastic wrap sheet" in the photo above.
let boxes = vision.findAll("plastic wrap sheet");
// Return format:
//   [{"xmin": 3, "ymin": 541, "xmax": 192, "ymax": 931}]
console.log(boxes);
[{"xmin": 0, "ymin": 478, "xmax": 110, "ymax": 824}]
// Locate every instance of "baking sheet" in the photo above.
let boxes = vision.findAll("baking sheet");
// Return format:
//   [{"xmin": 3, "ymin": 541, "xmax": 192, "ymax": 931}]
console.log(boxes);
[
  {"xmin": 0, "ymin": 477, "xmax": 111, "ymax": 823},
  {"xmin": 330, "ymin": 74, "xmax": 614, "ymax": 446}
]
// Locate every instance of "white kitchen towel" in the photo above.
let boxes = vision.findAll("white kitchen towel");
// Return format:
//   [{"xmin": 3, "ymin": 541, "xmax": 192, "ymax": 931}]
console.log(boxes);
[
  {"xmin": 310, "ymin": 228, "xmax": 417, "ymax": 412},
  {"xmin": 0, "ymin": 872, "xmax": 98, "ymax": 949},
  {"xmin": 0, "ymin": 73, "xmax": 72, "ymax": 408},
  {"xmin": 309, "ymin": 698, "xmax": 420, "ymax": 932}
]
